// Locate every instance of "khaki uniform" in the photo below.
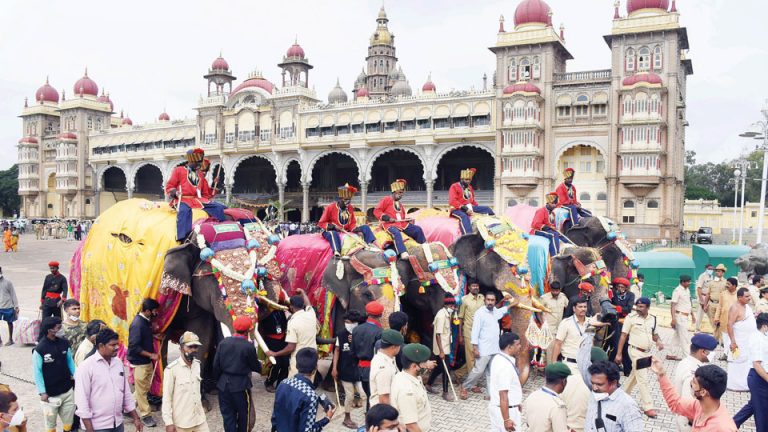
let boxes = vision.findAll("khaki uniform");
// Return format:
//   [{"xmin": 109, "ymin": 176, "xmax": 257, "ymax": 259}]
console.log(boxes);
[
  {"xmin": 541, "ymin": 292, "xmax": 569, "ymax": 335},
  {"xmin": 391, "ymin": 371, "xmax": 432, "ymax": 431},
  {"xmin": 368, "ymin": 351, "xmax": 398, "ymax": 406},
  {"xmin": 458, "ymin": 293, "xmax": 484, "ymax": 374},
  {"xmin": 671, "ymin": 284, "xmax": 693, "ymax": 357},
  {"xmin": 432, "ymin": 307, "xmax": 452, "ymax": 356},
  {"xmin": 285, "ymin": 307, "xmax": 318, "ymax": 376},
  {"xmin": 161, "ymin": 358, "xmax": 209, "ymax": 431},
  {"xmin": 554, "ymin": 316, "xmax": 589, "ymax": 431},
  {"xmin": 622, "ymin": 313, "xmax": 657, "ymax": 411},
  {"xmin": 523, "ymin": 387, "xmax": 568, "ymax": 432},
  {"xmin": 757, "ymin": 297, "xmax": 768, "ymax": 315},
  {"xmin": 704, "ymin": 278, "xmax": 726, "ymax": 341},
  {"xmin": 695, "ymin": 271, "xmax": 713, "ymax": 331}
]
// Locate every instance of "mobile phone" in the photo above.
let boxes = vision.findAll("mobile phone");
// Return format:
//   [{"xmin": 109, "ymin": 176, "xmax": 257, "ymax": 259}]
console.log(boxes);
[{"xmin": 636, "ymin": 356, "xmax": 652, "ymax": 370}]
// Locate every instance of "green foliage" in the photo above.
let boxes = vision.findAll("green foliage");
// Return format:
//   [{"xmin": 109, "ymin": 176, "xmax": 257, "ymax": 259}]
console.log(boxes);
[
  {"xmin": 684, "ymin": 150, "xmax": 768, "ymax": 205},
  {"xmin": 0, "ymin": 165, "xmax": 20, "ymax": 216}
]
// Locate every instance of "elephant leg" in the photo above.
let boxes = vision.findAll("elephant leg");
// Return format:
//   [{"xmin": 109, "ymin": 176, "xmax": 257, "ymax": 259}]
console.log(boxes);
[{"xmin": 517, "ymin": 338, "xmax": 532, "ymax": 385}]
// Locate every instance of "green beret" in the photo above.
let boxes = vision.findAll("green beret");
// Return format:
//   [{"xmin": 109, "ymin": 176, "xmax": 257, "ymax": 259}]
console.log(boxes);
[
  {"xmin": 544, "ymin": 362, "xmax": 571, "ymax": 379},
  {"xmin": 591, "ymin": 347, "xmax": 608, "ymax": 362},
  {"xmin": 401, "ymin": 343, "xmax": 431, "ymax": 363},
  {"xmin": 381, "ymin": 329, "xmax": 404, "ymax": 346}
]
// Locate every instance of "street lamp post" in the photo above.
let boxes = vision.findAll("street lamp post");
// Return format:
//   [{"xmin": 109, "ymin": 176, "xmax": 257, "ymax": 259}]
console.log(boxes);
[
  {"xmin": 733, "ymin": 169, "xmax": 740, "ymax": 243},
  {"xmin": 740, "ymin": 169, "xmax": 746, "ymax": 245},
  {"xmin": 739, "ymin": 100, "xmax": 768, "ymax": 245}
]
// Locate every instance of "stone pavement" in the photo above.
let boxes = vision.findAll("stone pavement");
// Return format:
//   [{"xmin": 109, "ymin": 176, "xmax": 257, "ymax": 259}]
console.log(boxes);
[{"xmin": 0, "ymin": 236, "xmax": 758, "ymax": 431}]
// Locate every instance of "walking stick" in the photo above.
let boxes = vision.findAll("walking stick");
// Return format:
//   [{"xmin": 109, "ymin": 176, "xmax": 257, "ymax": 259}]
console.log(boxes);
[
  {"xmin": 333, "ymin": 379, "xmax": 342, "ymax": 408},
  {"xmin": 442, "ymin": 358, "xmax": 459, "ymax": 401}
]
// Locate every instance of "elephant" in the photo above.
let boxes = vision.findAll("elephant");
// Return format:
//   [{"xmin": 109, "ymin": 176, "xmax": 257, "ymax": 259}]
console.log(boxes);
[
  {"xmin": 550, "ymin": 246, "xmax": 617, "ymax": 318},
  {"xmin": 564, "ymin": 216, "xmax": 632, "ymax": 281},
  {"xmin": 734, "ymin": 246, "xmax": 768, "ymax": 275}
]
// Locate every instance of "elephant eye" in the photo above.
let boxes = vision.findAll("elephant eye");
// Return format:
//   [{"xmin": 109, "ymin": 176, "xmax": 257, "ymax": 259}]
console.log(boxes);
[{"xmin": 110, "ymin": 233, "xmax": 133, "ymax": 244}]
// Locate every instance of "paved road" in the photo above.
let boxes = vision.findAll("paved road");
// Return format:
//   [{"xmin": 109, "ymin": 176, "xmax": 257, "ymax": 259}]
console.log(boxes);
[{"xmin": 0, "ymin": 236, "xmax": 757, "ymax": 431}]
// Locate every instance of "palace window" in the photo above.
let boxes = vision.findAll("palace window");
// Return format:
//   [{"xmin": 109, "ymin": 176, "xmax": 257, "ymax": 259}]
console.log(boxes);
[
  {"xmin": 557, "ymin": 106, "xmax": 571, "ymax": 118},
  {"xmin": 653, "ymin": 46, "xmax": 663, "ymax": 70},
  {"xmin": 503, "ymin": 103, "xmax": 512, "ymax": 122},
  {"xmin": 351, "ymin": 123, "xmax": 364, "ymax": 133},
  {"xmin": 203, "ymin": 133, "xmax": 216, "ymax": 145},
  {"xmin": 638, "ymin": 47, "xmax": 651, "ymax": 71},
  {"xmin": 508, "ymin": 58, "xmax": 517, "ymax": 82},
  {"xmin": 622, "ymin": 216, "xmax": 636, "ymax": 224},
  {"xmin": 623, "ymin": 200, "xmax": 635, "ymax": 208},
  {"xmin": 596, "ymin": 160, "xmax": 605, "ymax": 173},
  {"xmin": 647, "ymin": 200, "xmax": 659, "ymax": 209},
  {"xmin": 579, "ymin": 161, "xmax": 592, "ymax": 173},
  {"xmin": 625, "ymin": 48, "xmax": 636, "ymax": 72},
  {"xmin": 519, "ymin": 58, "xmax": 531, "ymax": 80},
  {"xmin": 532, "ymin": 56, "xmax": 541, "ymax": 79},
  {"xmin": 417, "ymin": 119, "xmax": 431, "ymax": 129},
  {"xmin": 337, "ymin": 125, "xmax": 350, "ymax": 134},
  {"xmin": 434, "ymin": 118, "xmax": 449, "ymax": 129},
  {"xmin": 593, "ymin": 104, "xmax": 607, "ymax": 117},
  {"xmin": 472, "ymin": 115, "xmax": 490, "ymax": 126},
  {"xmin": 452, "ymin": 116, "xmax": 469, "ymax": 128},
  {"xmin": 225, "ymin": 132, "xmax": 235, "ymax": 143},
  {"xmin": 384, "ymin": 121, "xmax": 397, "ymax": 131},
  {"xmin": 580, "ymin": 193, "xmax": 591, "ymax": 201},
  {"xmin": 597, "ymin": 192, "xmax": 607, "ymax": 201},
  {"xmin": 574, "ymin": 105, "xmax": 589, "ymax": 117}
]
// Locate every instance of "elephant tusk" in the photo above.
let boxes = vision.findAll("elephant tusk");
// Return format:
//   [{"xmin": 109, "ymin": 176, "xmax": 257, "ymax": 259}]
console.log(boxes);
[
  {"xmin": 252, "ymin": 324, "xmax": 277, "ymax": 365},
  {"xmin": 530, "ymin": 298, "xmax": 551, "ymax": 314},
  {"xmin": 220, "ymin": 322, "xmax": 232, "ymax": 338},
  {"xmin": 257, "ymin": 296, "xmax": 288, "ymax": 311},
  {"xmin": 513, "ymin": 303, "xmax": 543, "ymax": 313}
]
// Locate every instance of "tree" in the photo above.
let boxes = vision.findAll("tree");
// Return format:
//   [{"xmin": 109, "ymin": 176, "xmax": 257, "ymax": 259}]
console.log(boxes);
[{"xmin": 0, "ymin": 165, "xmax": 20, "ymax": 216}]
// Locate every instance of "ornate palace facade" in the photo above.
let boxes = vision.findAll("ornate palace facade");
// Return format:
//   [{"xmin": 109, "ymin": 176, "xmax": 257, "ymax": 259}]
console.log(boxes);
[{"xmin": 17, "ymin": 0, "xmax": 692, "ymax": 239}]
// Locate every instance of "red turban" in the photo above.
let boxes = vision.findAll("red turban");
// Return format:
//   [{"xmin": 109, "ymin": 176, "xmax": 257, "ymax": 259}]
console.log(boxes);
[
  {"xmin": 48, "ymin": 261, "xmax": 60, "ymax": 267},
  {"xmin": 365, "ymin": 301, "xmax": 384, "ymax": 316},
  {"xmin": 578, "ymin": 282, "xmax": 594, "ymax": 293},
  {"xmin": 612, "ymin": 277, "xmax": 630, "ymax": 287},
  {"xmin": 233, "ymin": 316, "xmax": 253, "ymax": 332}
]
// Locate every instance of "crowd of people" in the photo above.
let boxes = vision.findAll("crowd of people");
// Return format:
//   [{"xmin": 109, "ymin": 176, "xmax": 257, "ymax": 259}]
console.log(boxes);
[{"xmin": 32, "ymin": 221, "xmax": 91, "ymax": 241}]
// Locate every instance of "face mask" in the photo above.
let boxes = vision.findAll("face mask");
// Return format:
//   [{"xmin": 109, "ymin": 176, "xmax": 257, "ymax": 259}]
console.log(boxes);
[
  {"xmin": 706, "ymin": 269, "xmax": 713, "ymax": 276},
  {"xmin": 706, "ymin": 350, "xmax": 716, "ymax": 363},
  {"xmin": 68, "ymin": 315, "xmax": 80, "ymax": 322},
  {"xmin": 9, "ymin": 409, "xmax": 24, "ymax": 427},
  {"xmin": 344, "ymin": 323, "xmax": 358, "ymax": 333},
  {"xmin": 184, "ymin": 351, "xmax": 198, "ymax": 361},
  {"xmin": 592, "ymin": 391, "xmax": 609, "ymax": 402},
  {"xmin": 55, "ymin": 329, "xmax": 65, "ymax": 338}
]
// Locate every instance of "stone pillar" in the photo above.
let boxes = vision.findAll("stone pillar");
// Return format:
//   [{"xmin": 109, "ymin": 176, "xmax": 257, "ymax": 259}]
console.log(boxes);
[
  {"xmin": 278, "ymin": 182, "xmax": 286, "ymax": 221},
  {"xmin": 94, "ymin": 187, "xmax": 101, "ymax": 216},
  {"xmin": 360, "ymin": 180, "xmax": 369, "ymax": 214},
  {"xmin": 126, "ymin": 182, "xmax": 133, "ymax": 199},
  {"xmin": 225, "ymin": 183, "xmax": 233, "ymax": 206},
  {"xmin": 302, "ymin": 182, "xmax": 310, "ymax": 223},
  {"xmin": 426, "ymin": 179, "xmax": 435, "ymax": 209}
]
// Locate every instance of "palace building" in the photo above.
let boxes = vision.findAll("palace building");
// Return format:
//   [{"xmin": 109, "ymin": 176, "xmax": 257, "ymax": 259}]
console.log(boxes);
[{"xmin": 17, "ymin": 0, "xmax": 692, "ymax": 240}]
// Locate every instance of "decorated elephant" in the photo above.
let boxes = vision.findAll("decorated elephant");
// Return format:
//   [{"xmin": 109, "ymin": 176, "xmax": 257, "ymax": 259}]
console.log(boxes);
[
  {"xmin": 550, "ymin": 246, "xmax": 617, "ymax": 317},
  {"xmin": 734, "ymin": 246, "xmax": 768, "ymax": 275},
  {"xmin": 562, "ymin": 216, "xmax": 633, "ymax": 282}
]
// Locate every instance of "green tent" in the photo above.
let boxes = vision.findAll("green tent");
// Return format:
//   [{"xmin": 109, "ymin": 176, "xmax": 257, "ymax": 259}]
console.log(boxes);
[
  {"xmin": 635, "ymin": 252, "xmax": 696, "ymax": 299},
  {"xmin": 691, "ymin": 245, "xmax": 750, "ymax": 279}
]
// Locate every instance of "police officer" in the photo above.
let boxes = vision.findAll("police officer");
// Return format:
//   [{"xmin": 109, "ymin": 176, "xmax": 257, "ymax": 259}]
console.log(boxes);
[
  {"xmin": 369, "ymin": 329, "xmax": 404, "ymax": 407},
  {"xmin": 522, "ymin": 362, "xmax": 570, "ymax": 432},
  {"xmin": 213, "ymin": 316, "xmax": 262, "ymax": 432},
  {"xmin": 703, "ymin": 264, "xmax": 727, "ymax": 342},
  {"xmin": 391, "ymin": 344, "xmax": 433, "ymax": 432},
  {"xmin": 615, "ymin": 297, "xmax": 663, "ymax": 418},
  {"xmin": 352, "ymin": 301, "xmax": 384, "ymax": 410}
]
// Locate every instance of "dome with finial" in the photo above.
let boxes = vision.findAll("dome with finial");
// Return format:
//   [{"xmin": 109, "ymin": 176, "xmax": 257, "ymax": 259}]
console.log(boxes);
[
  {"xmin": 231, "ymin": 69, "xmax": 275, "ymax": 95},
  {"xmin": 286, "ymin": 39, "xmax": 306, "ymax": 59},
  {"xmin": 513, "ymin": 0, "xmax": 552, "ymax": 29},
  {"xmin": 211, "ymin": 53, "xmax": 230, "ymax": 71},
  {"xmin": 391, "ymin": 77, "xmax": 412, "ymax": 97},
  {"xmin": 158, "ymin": 111, "xmax": 170, "ymax": 121},
  {"xmin": 328, "ymin": 79, "xmax": 348, "ymax": 104},
  {"xmin": 356, "ymin": 86, "xmax": 370, "ymax": 99},
  {"xmin": 122, "ymin": 115, "xmax": 133, "ymax": 126},
  {"xmin": 422, "ymin": 74, "xmax": 436, "ymax": 92},
  {"xmin": 35, "ymin": 77, "xmax": 60, "ymax": 103},
  {"xmin": 503, "ymin": 81, "xmax": 541, "ymax": 96},
  {"xmin": 97, "ymin": 90, "xmax": 113, "ymax": 111},
  {"xmin": 370, "ymin": 5, "xmax": 394, "ymax": 45},
  {"xmin": 73, "ymin": 68, "xmax": 98, "ymax": 96},
  {"xmin": 627, "ymin": 0, "xmax": 669, "ymax": 15},
  {"xmin": 18, "ymin": 137, "xmax": 39, "ymax": 145}
]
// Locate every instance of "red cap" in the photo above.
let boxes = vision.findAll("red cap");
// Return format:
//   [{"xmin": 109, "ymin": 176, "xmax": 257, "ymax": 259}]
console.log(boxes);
[
  {"xmin": 578, "ymin": 282, "xmax": 594, "ymax": 293},
  {"xmin": 48, "ymin": 261, "xmax": 60, "ymax": 267},
  {"xmin": 612, "ymin": 277, "xmax": 630, "ymax": 287},
  {"xmin": 233, "ymin": 316, "xmax": 253, "ymax": 332},
  {"xmin": 365, "ymin": 301, "xmax": 384, "ymax": 316}
]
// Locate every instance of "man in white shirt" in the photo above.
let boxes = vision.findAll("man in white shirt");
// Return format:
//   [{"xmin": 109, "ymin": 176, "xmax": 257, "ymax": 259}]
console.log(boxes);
[
  {"xmin": 488, "ymin": 332, "xmax": 523, "ymax": 432},
  {"xmin": 458, "ymin": 292, "xmax": 512, "ymax": 399},
  {"xmin": 669, "ymin": 275, "xmax": 696, "ymax": 361},
  {"xmin": 672, "ymin": 333, "xmax": 718, "ymax": 431}
]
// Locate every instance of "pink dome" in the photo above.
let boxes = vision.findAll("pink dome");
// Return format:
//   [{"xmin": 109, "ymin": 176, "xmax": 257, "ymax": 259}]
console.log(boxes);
[
  {"xmin": 514, "ymin": 0, "xmax": 552, "ymax": 28},
  {"xmin": 97, "ymin": 91, "xmax": 113, "ymax": 111},
  {"xmin": 158, "ymin": 112, "xmax": 170, "ymax": 121},
  {"xmin": 18, "ymin": 137, "xmax": 39, "ymax": 144},
  {"xmin": 422, "ymin": 80, "xmax": 436, "ymax": 92},
  {"xmin": 627, "ymin": 0, "xmax": 669, "ymax": 14},
  {"xmin": 73, "ymin": 70, "xmax": 98, "ymax": 96},
  {"xmin": 356, "ymin": 87, "xmax": 370, "ymax": 98},
  {"xmin": 211, "ymin": 56, "xmax": 230, "ymax": 71},
  {"xmin": 59, "ymin": 132, "xmax": 77, "ymax": 140},
  {"xmin": 35, "ymin": 78, "xmax": 60, "ymax": 103},
  {"xmin": 503, "ymin": 81, "xmax": 541, "ymax": 95},
  {"xmin": 286, "ymin": 43, "xmax": 305, "ymax": 58},
  {"xmin": 622, "ymin": 72, "xmax": 663, "ymax": 87},
  {"xmin": 231, "ymin": 73, "xmax": 275, "ymax": 95},
  {"xmin": 122, "ymin": 116, "xmax": 133, "ymax": 126}
]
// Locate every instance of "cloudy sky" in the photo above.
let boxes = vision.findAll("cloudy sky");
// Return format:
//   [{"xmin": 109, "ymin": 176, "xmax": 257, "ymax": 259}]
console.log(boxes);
[{"xmin": 1, "ymin": 0, "xmax": 766, "ymax": 170}]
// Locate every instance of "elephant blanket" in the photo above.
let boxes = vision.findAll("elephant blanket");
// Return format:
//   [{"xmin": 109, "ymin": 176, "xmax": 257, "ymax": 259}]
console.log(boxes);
[{"xmin": 72, "ymin": 199, "xmax": 206, "ymax": 394}]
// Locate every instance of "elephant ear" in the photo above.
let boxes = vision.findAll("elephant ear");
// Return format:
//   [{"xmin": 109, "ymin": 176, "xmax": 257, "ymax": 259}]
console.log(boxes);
[{"xmin": 160, "ymin": 243, "xmax": 198, "ymax": 296}]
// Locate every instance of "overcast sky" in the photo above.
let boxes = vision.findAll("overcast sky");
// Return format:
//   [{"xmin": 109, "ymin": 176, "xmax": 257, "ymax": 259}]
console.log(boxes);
[{"xmin": 1, "ymin": 0, "xmax": 767, "ymax": 170}]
